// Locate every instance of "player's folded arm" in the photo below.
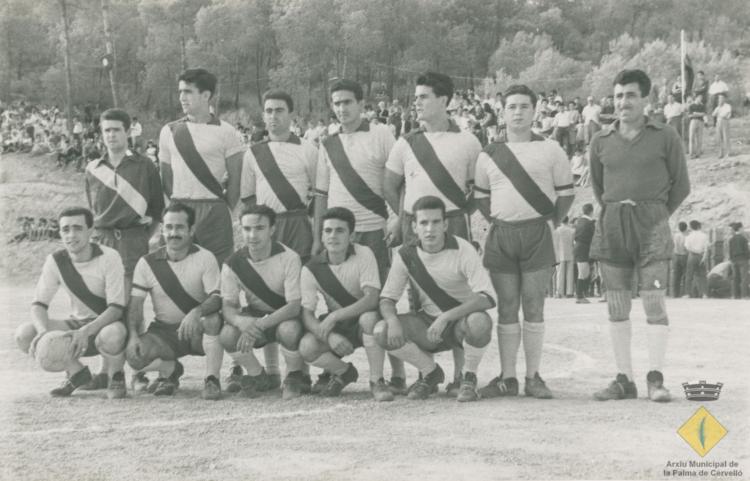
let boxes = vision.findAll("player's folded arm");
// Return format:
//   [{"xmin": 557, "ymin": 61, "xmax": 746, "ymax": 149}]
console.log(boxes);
[{"xmin": 262, "ymin": 298, "xmax": 302, "ymax": 329}]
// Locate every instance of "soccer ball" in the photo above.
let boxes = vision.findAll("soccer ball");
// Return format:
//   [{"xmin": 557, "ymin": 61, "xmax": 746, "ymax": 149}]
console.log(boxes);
[{"xmin": 35, "ymin": 331, "xmax": 73, "ymax": 372}]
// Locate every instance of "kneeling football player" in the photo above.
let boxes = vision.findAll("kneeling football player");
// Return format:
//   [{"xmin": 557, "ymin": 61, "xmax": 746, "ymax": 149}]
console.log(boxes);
[
  {"xmin": 299, "ymin": 207, "xmax": 394, "ymax": 401},
  {"xmin": 220, "ymin": 204, "xmax": 310, "ymax": 399},
  {"xmin": 15, "ymin": 207, "xmax": 128, "ymax": 398},
  {"xmin": 377, "ymin": 196, "xmax": 495, "ymax": 401},
  {"xmin": 125, "ymin": 203, "xmax": 225, "ymax": 400}
]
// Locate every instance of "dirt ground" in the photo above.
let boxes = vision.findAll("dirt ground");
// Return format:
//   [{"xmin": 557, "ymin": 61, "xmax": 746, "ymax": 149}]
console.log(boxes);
[{"xmin": 0, "ymin": 282, "xmax": 748, "ymax": 481}]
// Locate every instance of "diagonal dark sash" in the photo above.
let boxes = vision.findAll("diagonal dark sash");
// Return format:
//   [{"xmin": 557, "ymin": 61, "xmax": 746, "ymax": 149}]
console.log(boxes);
[
  {"xmin": 251, "ymin": 142, "xmax": 306, "ymax": 211},
  {"xmin": 145, "ymin": 251, "xmax": 201, "ymax": 315},
  {"xmin": 53, "ymin": 248, "xmax": 107, "ymax": 315},
  {"xmin": 168, "ymin": 121, "xmax": 225, "ymax": 200},
  {"xmin": 306, "ymin": 257, "xmax": 358, "ymax": 308},
  {"xmin": 405, "ymin": 132, "xmax": 467, "ymax": 209},
  {"xmin": 323, "ymin": 136, "xmax": 388, "ymax": 219},
  {"xmin": 486, "ymin": 142, "xmax": 554, "ymax": 217},
  {"xmin": 398, "ymin": 243, "xmax": 461, "ymax": 313},
  {"xmin": 226, "ymin": 246, "xmax": 286, "ymax": 310}
]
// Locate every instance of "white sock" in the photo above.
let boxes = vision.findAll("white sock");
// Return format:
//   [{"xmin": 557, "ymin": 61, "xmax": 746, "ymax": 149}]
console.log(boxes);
[
  {"xmin": 363, "ymin": 334, "xmax": 386, "ymax": 382},
  {"xmin": 388, "ymin": 354, "xmax": 406, "ymax": 378},
  {"xmin": 497, "ymin": 323, "xmax": 521, "ymax": 379},
  {"xmin": 263, "ymin": 342, "xmax": 280, "ymax": 375},
  {"xmin": 280, "ymin": 345, "xmax": 305, "ymax": 373},
  {"xmin": 462, "ymin": 342, "xmax": 486, "ymax": 374},
  {"xmin": 390, "ymin": 342, "xmax": 436, "ymax": 376},
  {"xmin": 311, "ymin": 352, "xmax": 349, "ymax": 375},
  {"xmin": 522, "ymin": 322, "xmax": 545, "ymax": 378},
  {"xmin": 229, "ymin": 351, "xmax": 263, "ymax": 376},
  {"xmin": 100, "ymin": 352, "xmax": 125, "ymax": 377},
  {"xmin": 646, "ymin": 324, "xmax": 669, "ymax": 372},
  {"xmin": 202, "ymin": 335, "xmax": 224, "ymax": 379},
  {"xmin": 609, "ymin": 320, "xmax": 633, "ymax": 380}
]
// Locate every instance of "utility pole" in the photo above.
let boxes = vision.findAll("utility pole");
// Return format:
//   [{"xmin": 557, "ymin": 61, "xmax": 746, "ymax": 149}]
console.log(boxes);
[
  {"xmin": 59, "ymin": 0, "xmax": 74, "ymax": 134},
  {"xmin": 101, "ymin": 0, "xmax": 119, "ymax": 107}
]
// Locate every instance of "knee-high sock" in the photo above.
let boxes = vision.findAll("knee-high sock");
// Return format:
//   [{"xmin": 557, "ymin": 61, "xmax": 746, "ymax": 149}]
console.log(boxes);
[
  {"xmin": 462, "ymin": 342, "xmax": 486, "ymax": 375},
  {"xmin": 229, "ymin": 351, "xmax": 263, "ymax": 376},
  {"xmin": 388, "ymin": 354, "xmax": 406, "ymax": 378},
  {"xmin": 280, "ymin": 345, "xmax": 305, "ymax": 374},
  {"xmin": 362, "ymin": 334, "xmax": 385, "ymax": 382},
  {"xmin": 452, "ymin": 347, "xmax": 465, "ymax": 380},
  {"xmin": 263, "ymin": 342, "xmax": 280, "ymax": 375},
  {"xmin": 646, "ymin": 324, "xmax": 669, "ymax": 373},
  {"xmin": 99, "ymin": 351, "xmax": 125, "ymax": 377},
  {"xmin": 522, "ymin": 322, "xmax": 545, "ymax": 378},
  {"xmin": 310, "ymin": 352, "xmax": 349, "ymax": 376},
  {"xmin": 497, "ymin": 323, "xmax": 521, "ymax": 379},
  {"xmin": 390, "ymin": 342, "xmax": 435, "ymax": 376},
  {"xmin": 609, "ymin": 320, "xmax": 633, "ymax": 380},
  {"xmin": 202, "ymin": 335, "xmax": 224, "ymax": 379}
]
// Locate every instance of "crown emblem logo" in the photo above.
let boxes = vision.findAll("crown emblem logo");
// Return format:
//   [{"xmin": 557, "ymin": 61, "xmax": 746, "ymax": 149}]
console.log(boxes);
[{"xmin": 682, "ymin": 381, "xmax": 723, "ymax": 401}]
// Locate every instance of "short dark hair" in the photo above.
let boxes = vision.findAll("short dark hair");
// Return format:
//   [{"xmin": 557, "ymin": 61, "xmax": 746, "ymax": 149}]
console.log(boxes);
[
  {"xmin": 678, "ymin": 221, "xmax": 688, "ymax": 232},
  {"xmin": 240, "ymin": 204, "xmax": 276, "ymax": 227},
  {"xmin": 263, "ymin": 89, "xmax": 294, "ymax": 112},
  {"xmin": 416, "ymin": 71, "xmax": 455, "ymax": 104},
  {"xmin": 502, "ymin": 84, "xmax": 537, "ymax": 108},
  {"xmin": 59, "ymin": 207, "xmax": 93, "ymax": 228},
  {"xmin": 322, "ymin": 207, "xmax": 356, "ymax": 234},
  {"xmin": 163, "ymin": 202, "xmax": 196, "ymax": 228},
  {"xmin": 613, "ymin": 69, "xmax": 651, "ymax": 97},
  {"xmin": 178, "ymin": 68, "xmax": 218, "ymax": 97},
  {"xmin": 330, "ymin": 79, "xmax": 363, "ymax": 101},
  {"xmin": 582, "ymin": 203, "xmax": 594, "ymax": 215},
  {"xmin": 698, "ymin": 70, "xmax": 705, "ymax": 75},
  {"xmin": 412, "ymin": 195, "xmax": 446, "ymax": 220},
  {"xmin": 99, "ymin": 108, "xmax": 131, "ymax": 131},
  {"xmin": 731, "ymin": 222, "xmax": 743, "ymax": 231},
  {"xmin": 689, "ymin": 220, "xmax": 701, "ymax": 230}
]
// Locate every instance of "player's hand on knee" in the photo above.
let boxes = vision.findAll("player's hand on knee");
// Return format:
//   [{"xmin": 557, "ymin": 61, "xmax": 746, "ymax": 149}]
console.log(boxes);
[
  {"xmin": 426, "ymin": 317, "xmax": 448, "ymax": 344},
  {"xmin": 67, "ymin": 328, "xmax": 89, "ymax": 359},
  {"xmin": 28, "ymin": 331, "xmax": 45, "ymax": 358},
  {"xmin": 386, "ymin": 319, "xmax": 405, "ymax": 350},
  {"xmin": 315, "ymin": 316, "xmax": 336, "ymax": 342},
  {"xmin": 178, "ymin": 313, "xmax": 201, "ymax": 342},
  {"xmin": 237, "ymin": 331, "xmax": 256, "ymax": 353},
  {"xmin": 329, "ymin": 336, "xmax": 354, "ymax": 357},
  {"xmin": 127, "ymin": 336, "xmax": 146, "ymax": 361},
  {"xmin": 244, "ymin": 318, "xmax": 264, "ymax": 340}
]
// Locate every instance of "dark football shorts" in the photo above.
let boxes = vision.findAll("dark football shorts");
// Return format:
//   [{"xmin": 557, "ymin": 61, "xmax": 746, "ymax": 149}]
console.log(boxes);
[{"xmin": 483, "ymin": 217, "xmax": 556, "ymax": 274}]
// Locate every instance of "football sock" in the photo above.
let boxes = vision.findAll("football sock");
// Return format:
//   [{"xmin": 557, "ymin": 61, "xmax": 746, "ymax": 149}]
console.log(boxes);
[
  {"xmin": 646, "ymin": 324, "xmax": 669, "ymax": 373},
  {"xmin": 263, "ymin": 342, "xmax": 281, "ymax": 375},
  {"xmin": 362, "ymin": 334, "xmax": 386, "ymax": 382},
  {"xmin": 202, "ymin": 335, "xmax": 224, "ymax": 379},
  {"xmin": 310, "ymin": 352, "xmax": 349, "ymax": 376},
  {"xmin": 388, "ymin": 354, "xmax": 406, "ymax": 379},
  {"xmin": 280, "ymin": 345, "xmax": 305, "ymax": 374},
  {"xmin": 159, "ymin": 360, "xmax": 176, "ymax": 378},
  {"xmin": 462, "ymin": 342, "xmax": 486, "ymax": 374},
  {"xmin": 100, "ymin": 351, "xmax": 125, "ymax": 377},
  {"xmin": 609, "ymin": 320, "xmax": 634, "ymax": 380},
  {"xmin": 522, "ymin": 321, "xmax": 545, "ymax": 378},
  {"xmin": 452, "ymin": 347, "xmax": 465, "ymax": 379},
  {"xmin": 497, "ymin": 323, "xmax": 521, "ymax": 379},
  {"xmin": 229, "ymin": 351, "xmax": 263, "ymax": 377},
  {"xmin": 390, "ymin": 342, "xmax": 436, "ymax": 376}
]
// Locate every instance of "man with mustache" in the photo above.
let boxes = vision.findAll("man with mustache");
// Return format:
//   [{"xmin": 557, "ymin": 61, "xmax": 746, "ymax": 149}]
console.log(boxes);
[
  {"xmin": 589, "ymin": 69, "xmax": 690, "ymax": 402},
  {"xmin": 125, "ymin": 203, "xmax": 225, "ymax": 400},
  {"xmin": 14, "ymin": 207, "xmax": 128, "ymax": 398}
]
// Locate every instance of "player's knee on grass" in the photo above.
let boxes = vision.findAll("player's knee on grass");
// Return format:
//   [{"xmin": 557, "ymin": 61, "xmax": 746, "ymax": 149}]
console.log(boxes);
[
  {"xmin": 640, "ymin": 289, "xmax": 668, "ymax": 325},
  {"xmin": 299, "ymin": 332, "xmax": 327, "ymax": 362},
  {"xmin": 373, "ymin": 320, "xmax": 389, "ymax": 349},
  {"xmin": 200, "ymin": 313, "xmax": 222, "ymax": 336},
  {"xmin": 15, "ymin": 322, "xmax": 36, "ymax": 353},
  {"xmin": 358, "ymin": 311, "xmax": 379, "ymax": 335},
  {"xmin": 95, "ymin": 322, "xmax": 127, "ymax": 355},
  {"xmin": 462, "ymin": 312, "xmax": 492, "ymax": 348},
  {"xmin": 606, "ymin": 290, "xmax": 632, "ymax": 322},
  {"xmin": 219, "ymin": 324, "xmax": 240, "ymax": 352},
  {"xmin": 276, "ymin": 320, "xmax": 303, "ymax": 350}
]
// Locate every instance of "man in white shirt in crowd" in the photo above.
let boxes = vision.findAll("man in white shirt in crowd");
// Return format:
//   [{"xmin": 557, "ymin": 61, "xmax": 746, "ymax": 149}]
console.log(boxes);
[
  {"xmin": 684, "ymin": 220, "xmax": 709, "ymax": 298},
  {"xmin": 712, "ymin": 94, "xmax": 732, "ymax": 159},
  {"xmin": 663, "ymin": 94, "xmax": 684, "ymax": 137},
  {"xmin": 581, "ymin": 96, "xmax": 601, "ymax": 145},
  {"xmin": 708, "ymin": 74, "xmax": 729, "ymax": 123}
]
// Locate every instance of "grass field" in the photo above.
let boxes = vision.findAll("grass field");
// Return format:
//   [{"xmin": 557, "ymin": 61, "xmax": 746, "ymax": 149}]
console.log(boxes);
[{"xmin": 1, "ymin": 282, "xmax": 748, "ymax": 481}]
